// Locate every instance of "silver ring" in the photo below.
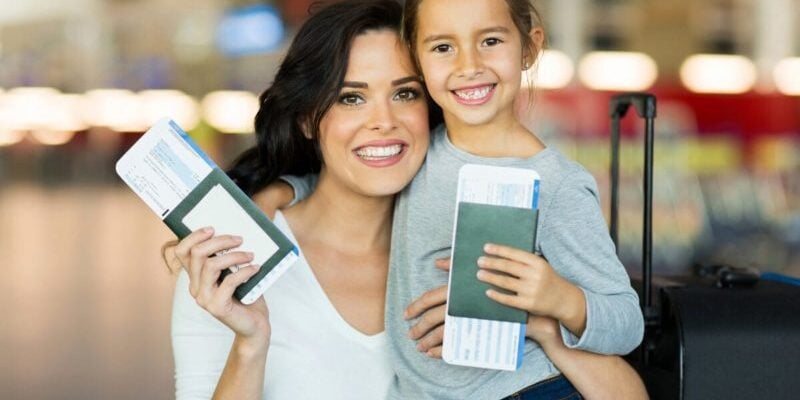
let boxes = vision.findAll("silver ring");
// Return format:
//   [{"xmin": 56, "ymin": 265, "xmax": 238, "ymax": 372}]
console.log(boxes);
[{"xmin": 230, "ymin": 265, "xmax": 240, "ymax": 273}]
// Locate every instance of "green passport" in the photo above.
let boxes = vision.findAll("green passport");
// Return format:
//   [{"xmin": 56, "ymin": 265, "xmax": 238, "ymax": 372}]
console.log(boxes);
[{"xmin": 447, "ymin": 202, "xmax": 539, "ymax": 324}]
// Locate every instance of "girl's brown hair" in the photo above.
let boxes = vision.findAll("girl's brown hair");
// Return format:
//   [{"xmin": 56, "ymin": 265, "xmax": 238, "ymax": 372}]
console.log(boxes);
[{"xmin": 401, "ymin": 0, "xmax": 544, "ymax": 63}]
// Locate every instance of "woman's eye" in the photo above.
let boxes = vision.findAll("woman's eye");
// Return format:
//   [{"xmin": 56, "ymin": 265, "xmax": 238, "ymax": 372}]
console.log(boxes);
[
  {"xmin": 432, "ymin": 44, "xmax": 452, "ymax": 53},
  {"xmin": 394, "ymin": 88, "xmax": 420, "ymax": 102},
  {"xmin": 338, "ymin": 93, "xmax": 365, "ymax": 106}
]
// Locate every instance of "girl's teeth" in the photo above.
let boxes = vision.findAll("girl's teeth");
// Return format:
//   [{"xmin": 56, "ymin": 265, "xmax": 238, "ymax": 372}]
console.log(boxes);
[
  {"xmin": 356, "ymin": 144, "xmax": 403, "ymax": 160},
  {"xmin": 454, "ymin": 86, "xmax": 492, "ymax": 100}
]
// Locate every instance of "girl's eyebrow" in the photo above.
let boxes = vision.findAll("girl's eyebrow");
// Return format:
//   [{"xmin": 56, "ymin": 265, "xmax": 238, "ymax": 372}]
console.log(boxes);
[
  {"xmin": 342, "ymin": 76, "xmax": 422, "ymax": 89},
  {"xmin": 422, "ymin": 26, "xmax": 511, "ymax": 43}
]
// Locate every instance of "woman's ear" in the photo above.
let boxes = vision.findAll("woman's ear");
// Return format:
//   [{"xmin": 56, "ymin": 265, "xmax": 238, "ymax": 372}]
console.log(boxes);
[{"xmin": 299, "ymin": 119, "xmax": 313, "ymax": 140}]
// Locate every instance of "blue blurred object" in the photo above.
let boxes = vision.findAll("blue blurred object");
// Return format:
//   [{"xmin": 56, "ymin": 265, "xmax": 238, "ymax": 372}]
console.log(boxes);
[
  {"xmin": 761, "ymin": 272, "xmax": 800, "ymax": 286},
  {"xmin": 216, "ymin": 4, "xmax": 285, "ymax": 56}
]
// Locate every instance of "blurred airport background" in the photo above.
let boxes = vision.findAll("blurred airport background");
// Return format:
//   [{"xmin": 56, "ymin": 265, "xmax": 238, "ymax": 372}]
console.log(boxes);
[{"xmin": 0, "ymin": 0, "xmax": 798, "ymax": 398}]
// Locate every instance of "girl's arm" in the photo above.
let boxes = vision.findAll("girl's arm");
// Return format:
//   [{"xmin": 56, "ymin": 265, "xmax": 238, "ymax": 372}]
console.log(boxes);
[{"xmin": 529, "ymin": 316, "xmax": 649, "ymax": 400}]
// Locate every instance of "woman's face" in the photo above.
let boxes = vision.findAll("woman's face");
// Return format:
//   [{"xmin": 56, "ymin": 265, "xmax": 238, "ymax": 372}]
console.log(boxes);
[{"xmin": 317, "ymin": 29, "xmax": 429, "ymax": 199}]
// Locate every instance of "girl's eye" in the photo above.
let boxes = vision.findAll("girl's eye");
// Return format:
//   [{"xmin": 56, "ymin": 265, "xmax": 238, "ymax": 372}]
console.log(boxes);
[
  {"xmin": 432, "ymin": 44, "xmax": 452, "ymax": 53},
  {"xmin": 483, "ymin": 37, "xmax": 503, "ymax": 46},
  {"xmin": 394, "ymin": 88, "xmax": 421, "ymax": 102},
  {"xmin": 338, "ymin": 93, "xmax": 365, "ymax": 106}
]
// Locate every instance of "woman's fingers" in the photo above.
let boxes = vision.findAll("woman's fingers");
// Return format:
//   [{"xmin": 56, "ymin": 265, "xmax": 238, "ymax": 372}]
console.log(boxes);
[
  {"xmin": 187, "ymin": 235, "xmax": 243, "ymax": 295},
  {"xmin": 174, "ymin": 228, "xmax": 215, "ymax": 268},
  {"xmin": 404, "ymin": 285, "xmax": 447, "ymax": 320},
  {"xmin": 408, "ymin": 303, "xmax": 446, "ymax": 340},
  {"xmin": 434, "ymin": 257, "xmax": 451, "ymax": 272},
  {"xmin": 416, "ymin": 324, "xmax": 444, "ymax": 354},
  {"xmin": 205, "ymin": 264, "xmax": 261, "ymax": 315},
  {"xmin": 197, "ymin": 251, "xmax": 255, "ymax": 300}
]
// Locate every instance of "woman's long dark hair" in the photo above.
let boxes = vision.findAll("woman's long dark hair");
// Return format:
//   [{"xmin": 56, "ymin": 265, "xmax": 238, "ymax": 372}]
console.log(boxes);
[{"xmin": 228, "ymin": 0, "xmax": 431, "ymax": 196}]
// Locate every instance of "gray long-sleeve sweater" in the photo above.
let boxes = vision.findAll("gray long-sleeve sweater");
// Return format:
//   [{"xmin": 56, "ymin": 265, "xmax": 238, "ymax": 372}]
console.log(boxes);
[{"xmin": 285, "ymin": 125, "xmax": 643, "ymax": 400}]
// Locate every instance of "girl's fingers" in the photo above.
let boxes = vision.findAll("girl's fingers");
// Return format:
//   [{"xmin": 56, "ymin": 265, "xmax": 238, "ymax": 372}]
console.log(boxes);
[
  {"xmin": 477, "ymin": 256, "xmax": 527, "ymax": 278},
  {"xmin": 477, "ymin": 269, "xmax": 522, "ymax": 293},
  {"xmin": 483, "ymin": 243, "xmax": 543, "ymax": 265},
  {"xmin": 408, "ymin": 304, "xmax": 446, "ymax": 340},
  {"xmin": 404, "ymin": 285, "xmax": 447, "ymax": 320},
  {"xmin": 486, "ymin": 288, "xmax": 529, "ymax": 311}
]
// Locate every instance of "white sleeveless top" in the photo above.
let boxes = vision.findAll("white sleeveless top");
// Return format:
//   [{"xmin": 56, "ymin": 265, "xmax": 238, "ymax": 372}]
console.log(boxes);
[{"xmin": 172, "ymin": 211, "xmax": 393, "ymax": 400}]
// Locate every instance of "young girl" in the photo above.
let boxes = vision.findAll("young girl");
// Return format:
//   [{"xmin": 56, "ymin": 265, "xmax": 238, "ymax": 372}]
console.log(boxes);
[{"xmin": 283, "ymin": 0, "xmax": 644, "ymax": 398}]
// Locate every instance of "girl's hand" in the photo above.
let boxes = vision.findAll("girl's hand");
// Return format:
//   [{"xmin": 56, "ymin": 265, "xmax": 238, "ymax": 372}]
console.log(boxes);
[
  {"xmin": 476, "ymin": 244, "xmax": 587, "ymax": 336},
  {"xmin": 175, "ymin": 227, "xmax": 271, "ymax": 346},
  {"xmin": 404, "ymin": 258, "xmax": 451, "ymax": 358},
  {"xmin": 252, "ymin": 181, "xmax": 295, "ymax": 219},
  {"xmin": 526, "ymin": 315, "xmax": 563, "ymax": 351}
]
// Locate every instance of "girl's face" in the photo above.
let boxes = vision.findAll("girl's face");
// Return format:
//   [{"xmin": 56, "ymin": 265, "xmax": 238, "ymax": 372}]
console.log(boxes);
[
  {"xmin": 415, "ymin": 0, "xmax": 528, "ymax": 129},
  {"xmin": 317, "ymin": 30, "xmax": 429, "ymax": 199}
]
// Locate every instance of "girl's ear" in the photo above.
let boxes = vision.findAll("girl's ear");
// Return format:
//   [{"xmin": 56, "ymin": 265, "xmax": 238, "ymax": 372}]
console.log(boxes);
[{"xmin": 523, "ymin": 27, "xmax": 546, "ymax": 70}]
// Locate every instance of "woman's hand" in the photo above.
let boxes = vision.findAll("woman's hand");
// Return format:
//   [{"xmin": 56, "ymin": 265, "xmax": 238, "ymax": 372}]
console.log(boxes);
[
  {"xmin": 175, "ymin": 227, "xmax": 271, "ymax": 346},
  {"xmin": 476, "ymin": 244, "xmax": 587, "ymax": 337},
  {"xmin": 404, "ymin": 258, "xmax": 451, "ymax": 358}
]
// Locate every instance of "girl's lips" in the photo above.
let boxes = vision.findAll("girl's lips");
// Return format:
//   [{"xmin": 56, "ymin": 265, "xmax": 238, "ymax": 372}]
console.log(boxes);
[{"xmin": 450, "ymin": 84, "xmax": 496, "ymax": 106}]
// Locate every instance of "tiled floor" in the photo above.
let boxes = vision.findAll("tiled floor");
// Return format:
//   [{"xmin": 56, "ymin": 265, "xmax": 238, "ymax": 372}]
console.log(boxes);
[{"xmin": 0, "ymin": 184, "xmax": 176, "ymax": 399}]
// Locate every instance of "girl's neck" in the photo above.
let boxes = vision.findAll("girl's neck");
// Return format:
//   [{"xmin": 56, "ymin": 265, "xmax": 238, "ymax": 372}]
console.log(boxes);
[
  {"xmin": 444, "ymin": 112, "xmax": 545, "ymax": 158},
  {"xmin": 284, "ymin": 173, "xmax": 393, "ymax": 255}
]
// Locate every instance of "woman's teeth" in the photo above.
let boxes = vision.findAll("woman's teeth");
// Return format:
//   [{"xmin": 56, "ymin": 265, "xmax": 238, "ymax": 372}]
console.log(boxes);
[
  {"xmin": 454, "ymin": 85, "xmax": 492, "ymax": 100},
  {"xmin": 355, "ymin": 144, "xmax": 403, "ymax": 160}
]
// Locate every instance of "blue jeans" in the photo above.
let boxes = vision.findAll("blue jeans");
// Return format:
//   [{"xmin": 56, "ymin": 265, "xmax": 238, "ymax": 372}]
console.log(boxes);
[{"xmin": 503, "ymin": 375, "xmax": 583, "ymax": 400}]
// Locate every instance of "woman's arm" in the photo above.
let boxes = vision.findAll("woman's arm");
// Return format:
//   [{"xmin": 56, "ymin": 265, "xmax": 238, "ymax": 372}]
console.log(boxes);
[
  {"xmin": 529, "ymin": 316, "xmax": 649, "ymax": 400},
  {"xmin": 171, "ymin": 228, "xmax": 272, "ymax": 400}
]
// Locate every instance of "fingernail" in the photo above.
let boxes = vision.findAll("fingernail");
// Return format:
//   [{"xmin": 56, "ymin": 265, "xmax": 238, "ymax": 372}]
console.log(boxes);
[
  {"xmin": 484, "ymin": 243, "xmax": 494, "ymax": 252},
  {"xmin": 476, "ymin": 270, "xmax": 485, "ymax": 279},
  {"xmin": 426, "ymin": 350, "xmax": 434, "ymax": 357},
  {"xmin": 477, "ymin": 256, "xmax": 487, "ymax": 266},
  {"xmin": 203, "ymin": 227, "xmax": 213, "ymax": 233},
  {"xmin": 247, "ymin": 252, "xmax": 255, "ymax": 259}
]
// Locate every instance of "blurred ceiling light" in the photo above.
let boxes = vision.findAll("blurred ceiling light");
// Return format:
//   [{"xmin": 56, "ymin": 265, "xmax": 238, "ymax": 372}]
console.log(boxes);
[
  {"xmin": 201, "ymin": 91, "xmax": 259, "ymax": 134},
  {"xmin": 578, "ymin": 51, "xmax": 658, "ymax": 91},
  {"xmin": 773, "ymin": 57, "xmax": 800, "ymax": 96},
  {"xmin": 680, "ymin": 54, "xmax": 757, "ymax": 94},
  {"xmin": 82, "ymin": 89, "xmax": 146, "ymax": 132},
  {"xmin": 523, "ymin": 50, "xmax": 574, "ymax": 90},
  {"xmin": 3, "ymin": 87, "xmax": 63, "ymax": 131},
  {"xmin": 139, "ymin": 90, "xmax": 200, "ymax": 131},
  {"xmin": 30, "ymin": 130, "xmax": 76, "ymax": 146},
  {"xmin": 41, "ymin": 94, "xmax": 89, "ymax": 133},
  {"xmin": 0, "ymin": 131, "xmax": 26, "ymax": 147}
]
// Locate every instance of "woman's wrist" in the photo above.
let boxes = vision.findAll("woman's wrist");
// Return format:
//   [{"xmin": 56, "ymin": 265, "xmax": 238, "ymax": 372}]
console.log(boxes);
[{"xmin": 232, "ymin": 334, "xmax": 270, "ymax": 362}]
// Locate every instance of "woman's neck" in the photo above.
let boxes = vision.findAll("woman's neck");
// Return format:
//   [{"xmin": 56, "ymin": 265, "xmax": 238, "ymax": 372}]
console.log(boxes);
[
  {"xmin": 283, "ymin": 174, "xmax": 394, "ymax": 256},
  {"xmin": 444, "ymin": 111, "xmax": 545, "ymax": 158}
]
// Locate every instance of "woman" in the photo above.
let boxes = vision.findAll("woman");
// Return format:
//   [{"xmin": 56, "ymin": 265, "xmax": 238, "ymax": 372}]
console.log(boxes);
[
  {"xmin": 171, "ymin": 1, "xmax": 428, "ymax": 398},
  {"xmin": 167, "ymin": 1, "xmax": 647, "ymax": 399}
]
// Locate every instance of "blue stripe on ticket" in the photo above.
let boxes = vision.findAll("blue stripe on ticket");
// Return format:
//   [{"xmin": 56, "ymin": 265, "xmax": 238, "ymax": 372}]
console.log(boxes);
[{"xmin": 169, "ymin": 120, "xmax": 217, "ymax": 168}]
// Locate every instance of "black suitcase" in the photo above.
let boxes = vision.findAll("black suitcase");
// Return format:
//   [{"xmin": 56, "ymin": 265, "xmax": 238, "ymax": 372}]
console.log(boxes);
[{"xmin": 609, "ymin": 93, "xmax": 800, "ymax": 400}]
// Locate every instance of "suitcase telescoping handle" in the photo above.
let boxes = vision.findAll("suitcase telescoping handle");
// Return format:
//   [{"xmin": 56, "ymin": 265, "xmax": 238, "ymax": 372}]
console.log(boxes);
[{"xmin": 609, "ymin": 93, "xmax": 657, "ymax": 363}]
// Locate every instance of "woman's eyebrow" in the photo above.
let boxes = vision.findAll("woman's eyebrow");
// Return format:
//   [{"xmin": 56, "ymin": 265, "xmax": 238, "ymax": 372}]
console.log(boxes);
[
  {"xmin": 343, "ymin": 81, "xmax": 368, "ymax": 88},
  {"xmin": 392, "ymin": 76, "xmax": 423, "ymax": 86}
]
